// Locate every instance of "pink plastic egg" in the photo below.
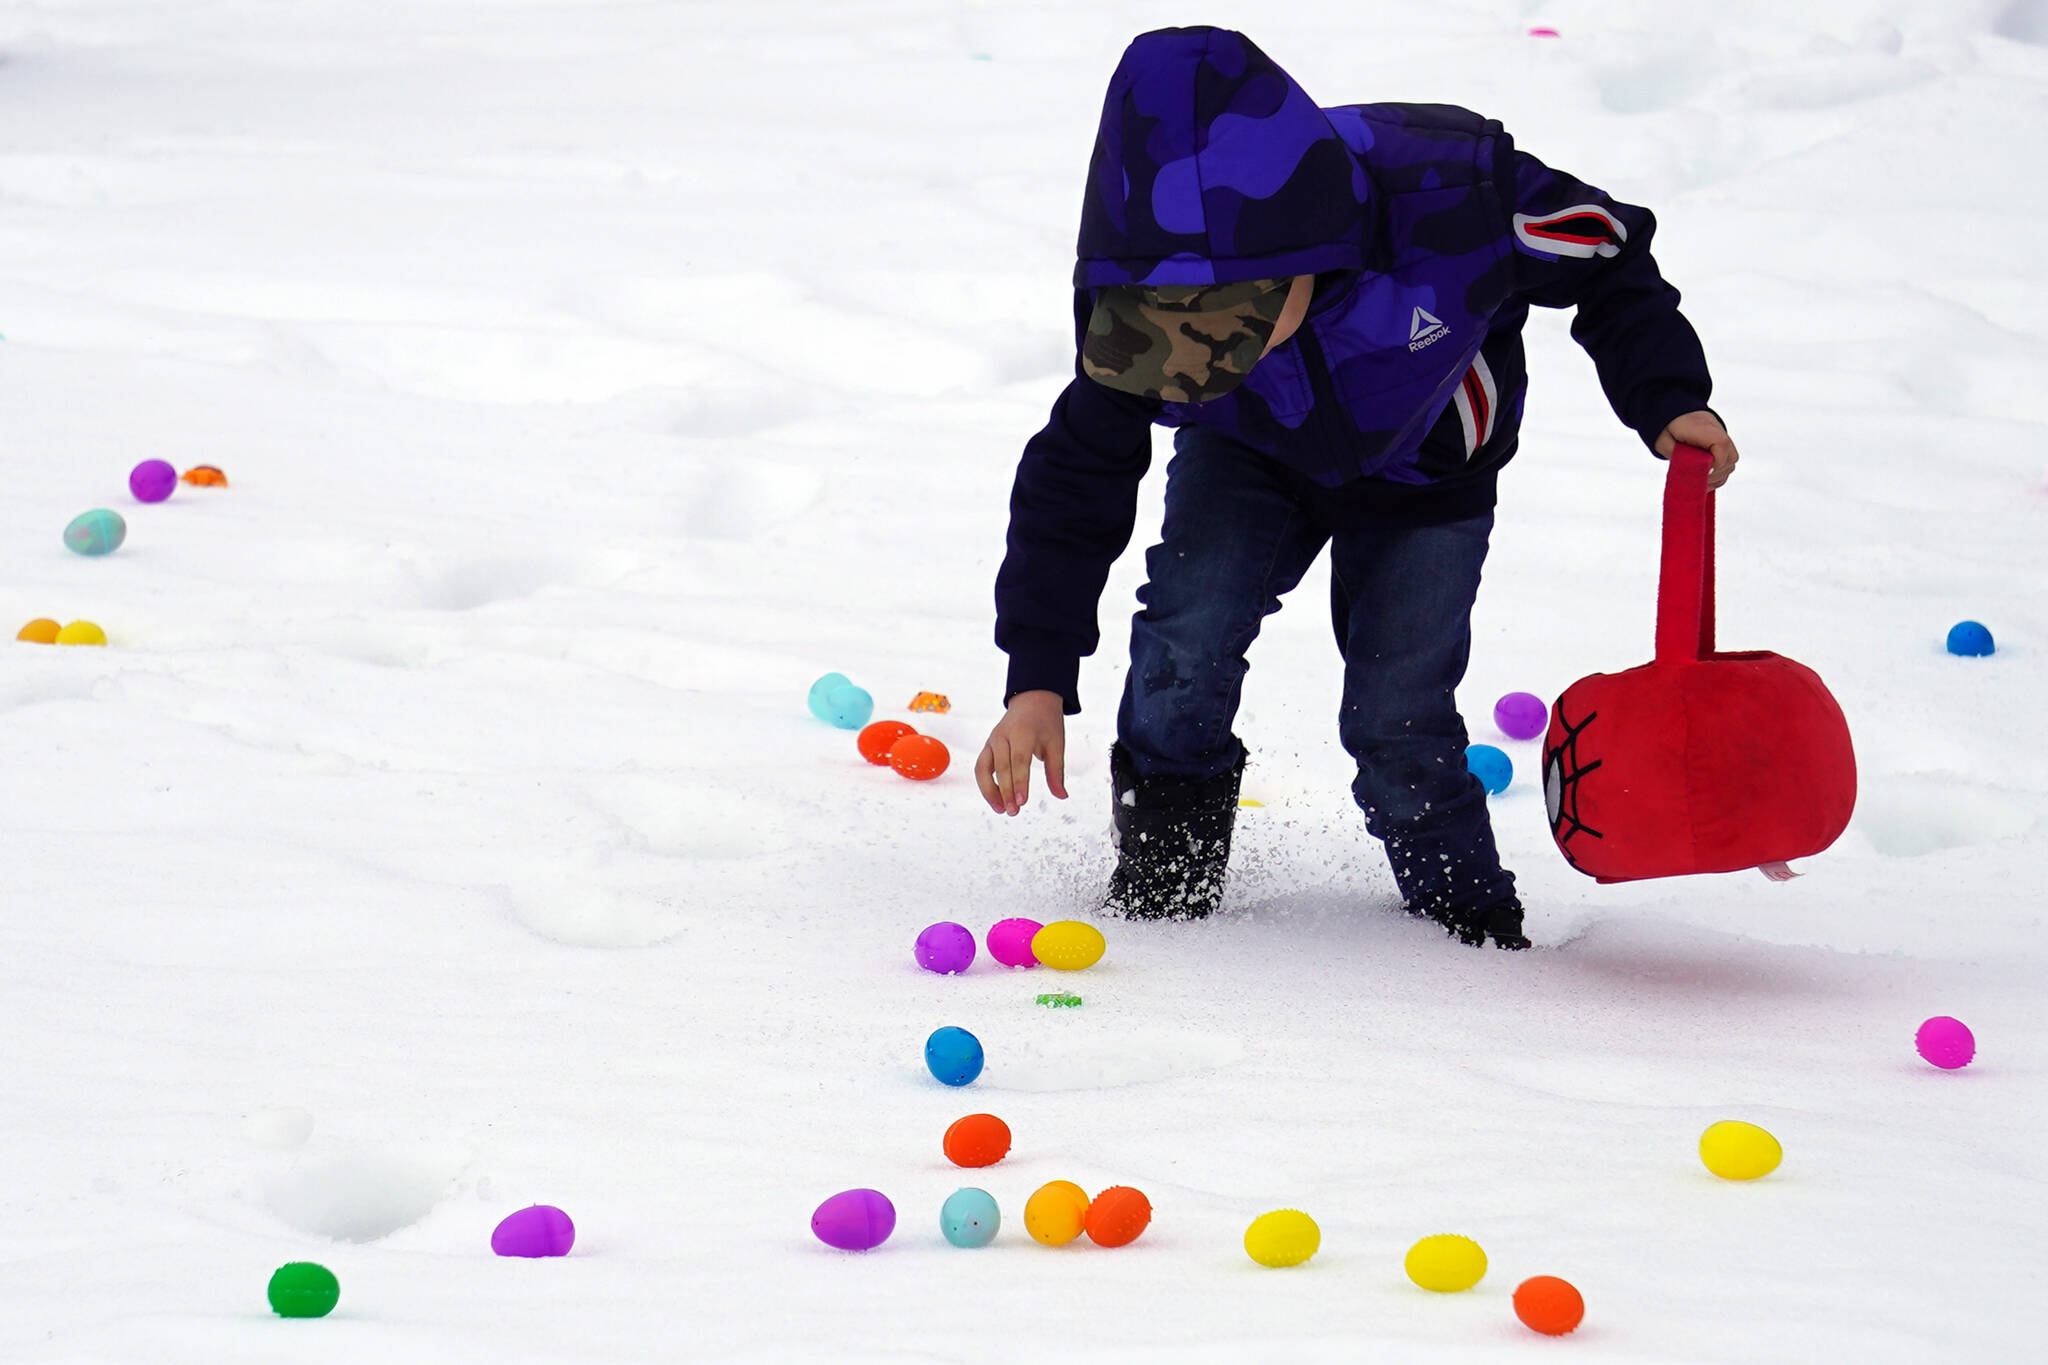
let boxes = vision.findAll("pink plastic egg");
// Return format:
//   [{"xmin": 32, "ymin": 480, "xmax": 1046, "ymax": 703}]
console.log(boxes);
[
  {"xmin": 987, "ymin": 917, "xmax": 1044, "ymax": 968},
  {"xmin": 491, "ymin": 1204, "xmax": 575, "ymax": 1257},
  {"xmin": 1915, "ymin": 1016, "xmax": 1975, "ymax": 1070},
  {"xmin": 812, "ymin": 1189, "xmax": 895, "ymax": 1250}
]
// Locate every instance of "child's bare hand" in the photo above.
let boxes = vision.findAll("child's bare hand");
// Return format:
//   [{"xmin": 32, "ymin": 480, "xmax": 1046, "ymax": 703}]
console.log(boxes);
[
  {"xmin": 975, "ymin": 690, "xmax": 1069, "ymax": 816},
  {"xmin": 1656, "ymin": 410, "xmax": 1740, "ymax": 488}
]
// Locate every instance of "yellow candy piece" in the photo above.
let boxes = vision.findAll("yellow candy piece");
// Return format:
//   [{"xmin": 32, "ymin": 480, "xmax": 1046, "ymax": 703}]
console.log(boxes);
[
  {"xmin": 17, "ymin": 618, "xmax": 61, "ymax": 644},
  {"xmin": 1031, "ymin": 920, "xmax": 1105, "ymax": 971},
  {"xmin": 1699, "ymin": 1120, "xmax": 1781, "ymax": 1181},
  {"xmin": 1405, "ymin": 1234, "xmax": 1487, "ymax": 1292},
  {"xmin": 1244, "ymin": 1209, "xmax": 1320, "ymax": 1267},
  {"xmin": 1024, "ymin": 1180, "xmax": 1089, "ymax": 1246},
  {"xmin": 55, "ymin": 620, "xmax": 107, "ymax": 647}
]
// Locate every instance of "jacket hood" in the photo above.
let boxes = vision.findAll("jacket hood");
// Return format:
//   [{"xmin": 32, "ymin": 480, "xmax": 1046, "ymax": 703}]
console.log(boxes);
[{"xmin": 1076, "ymin": 27, "xmax": 1368, "ymax": 288}]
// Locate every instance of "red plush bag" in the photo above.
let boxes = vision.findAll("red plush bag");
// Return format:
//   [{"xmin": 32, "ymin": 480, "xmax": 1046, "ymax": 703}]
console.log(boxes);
[{"xmin": 1542, "ymin": 446, "xmax": 1856, "ymax": 882}]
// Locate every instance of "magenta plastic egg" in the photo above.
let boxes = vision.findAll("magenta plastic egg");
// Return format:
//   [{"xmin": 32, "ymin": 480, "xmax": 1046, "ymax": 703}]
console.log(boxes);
[
  {"xmin": 1915, "ymin": 1016, "xmax": 1975, "ymax": 1070},
  {"xmin": 129, "ymin": 459, "xmax": 178, "ymax": 503},
  {"xmin": 812, "ymin": 1189, "xmax": 895, "ymax": 1250},
  {"xmin": 915, "ymin": 921, "xmax": 976, "ymax": 974},
  {"xmin": 1494, "ymin": 692, "xmax": 1549, "ymax": 740},
  {"xmin": 987, "ymin": 918, "xmax": 1044, "ymax": 968},
  {"xmin": 491, "ymin": 1204, "xmax": 576, "ymax": 1257}
]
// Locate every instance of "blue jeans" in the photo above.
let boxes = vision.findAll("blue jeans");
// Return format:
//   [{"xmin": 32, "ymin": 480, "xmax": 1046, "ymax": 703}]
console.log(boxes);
[{"xmin": 1116, "ymin": 426, "xmax": 1516, "ymax": 915}]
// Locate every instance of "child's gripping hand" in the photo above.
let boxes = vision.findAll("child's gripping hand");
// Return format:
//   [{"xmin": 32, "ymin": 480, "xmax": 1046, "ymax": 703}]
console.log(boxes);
[
  {"xmin": 975, "ymin": 690, "xmax": 1069, "ymax": 816},
  {"xmin": 1656, "ymin": 410, "xmax": 1740, "ymax": 489}
]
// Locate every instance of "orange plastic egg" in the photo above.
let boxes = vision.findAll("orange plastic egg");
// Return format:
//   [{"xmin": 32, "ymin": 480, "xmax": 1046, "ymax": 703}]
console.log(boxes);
[
  {"xmin": 181, "ymin": 465, "xmax": 228, "ymax": 486},
  {"xmin": 1514, "ymin": 1276, "xmax": 1585, "ymax": 1336},
  {"xmin": 17, "ymin": 619, "xmax": 60, "ymax": 644},
  {"xmin": 857, "ymin": 720, "xmax": 916, "ymax": 765},
  {"xmin": 942, "ymin": 1113, "xmax": 1012, "ymax": 1168},
  {"xmin": 888, "ymin": 734, "xmax": 950, "ymax": 781},
  {"xmin": 1083, "ymin": 1186, "xmax": 1152, "ymax": 1247}
]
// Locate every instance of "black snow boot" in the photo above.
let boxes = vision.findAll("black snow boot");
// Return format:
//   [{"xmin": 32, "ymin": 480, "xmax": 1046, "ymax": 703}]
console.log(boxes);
[
  {"xmin": 1414, "ymin": 896, "xmax": 1531, "ymax": 951},
  {"xmin": 1102, "ymin": 742, "xmax": 1244, "ymax": 921}
]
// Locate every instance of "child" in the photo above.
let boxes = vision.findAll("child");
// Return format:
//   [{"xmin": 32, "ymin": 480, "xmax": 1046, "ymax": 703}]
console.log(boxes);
[{"xmin": 973, "ymin": 27, "xmax": 1738, "ymax": 948}]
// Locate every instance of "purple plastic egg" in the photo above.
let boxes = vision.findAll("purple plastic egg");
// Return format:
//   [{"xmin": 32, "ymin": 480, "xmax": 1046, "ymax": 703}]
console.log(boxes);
[
  {"xmin": 1494, "ymin": 691, "xmax": 1549, "ymax": 741},
  {"xmin": 1915, "ymin": 1016, "xmax": 1975, "ymax": 1070},
  {"xmin": 129, "ymin": 459, "xmax": 178, "ymax": 504},
  {"xmin": 491, "ymin": 1204, "xmax": 576, "ymax": 1257},
  {"xmin": 987, "ymin": 917, "xmax": 1044, "ymax": 968},
  {"xmin": 812, "ymin": 1188, "xmax": 895, "ymax": 1251},
  {"xmin": 915, "ymin": 921, "xmax": 976, "ymax": 974}
]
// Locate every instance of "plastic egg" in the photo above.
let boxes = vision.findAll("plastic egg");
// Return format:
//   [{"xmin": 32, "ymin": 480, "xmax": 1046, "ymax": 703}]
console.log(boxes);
[
  {"xmin": 181, "ymin": 464, "xmax": 228, "ymax": 486},
  {"xmin": 129, "ymin": 459, "xmax": 177, "ymax": 503},
  {"xmin": 1493, "ymin": 692, "xmax": 1548, "ymax": 740},
  {"xmin": 63, "ymin": 508, "xmax": 126, "ymax": 556},
  {"xmin": 1083, "ymin": 1186, "xmax": 1152, "ymax": 1247},
  {"xmin": 1916, "ymin": 1015, "xmax": 1975, "ymax": 1069},
  {"xmin": 888, "ymin": 734, "xmax": 950, "ymax": 780},
  {"xmin": 56, "ymin": 621, "xmax": 107, "ymax": 646},
  {"xmin": 1405, "ymin": 1234, "xmax": 1487, "ymax": 1292},
  {"xmin": 914, "ymin": 921, "xmax": 976, "ymax": 974},
  {"xmin": 1514, "ymin": 1275, "xmax": 1585, "ymax": 1335},
  {"xmin": 940, "ymin": 1187, "xmax": 1000, "ymax": 1248},
  {"xmin": 942, "ymin": 1113, "xmax": 1011, "ymax": 1168},
  {"xmin": 1244, "ymin": 1209, "xmax": 1319, "ymax": 1267},
  {"xmin": 1031, "ymin": 920, "xmax": 1105, "ymax": 971},
  {"xmin": 1466, "ymin": 744, "xmax": 1512, "ymax": 795},
  {"xmin": 491, "ymin": 1204, "xmax": 575, "ymax": 1257},
  {"xmin": 858, "ymin": 720, "xmax": 916, "ymax": 764},
  {"xmin": 1698, "ymin": 1120, "xmax": 1781, "ymax": 1180},
  {"xmin": 267, "ymin": 1262, "xmax": 339, "ymax": 1318},
  {"xmin": 16, "ymin": 619, "xmax": 60, "ymax": 644},
  {"xmin": 1024, "ymin": 1181, "xmax": 1089, "ymax": 1246},
  {"xmin": 1946, "ymin": 621, "xmax": 1994, "ymax": 656},
  {"xmin": 987, "ymin": 917, "xmax": 1044, "ymax": 968},
  {"xmin": 924, "ymin": 1026, "xmax": 984, "ymax": 1086},
  {"xmin": 812, "ymin": 1188, "xmax": 895, "ymax": 1250}
]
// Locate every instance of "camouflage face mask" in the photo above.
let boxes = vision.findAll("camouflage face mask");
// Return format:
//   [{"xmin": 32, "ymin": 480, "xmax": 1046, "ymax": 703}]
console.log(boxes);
[{"xmin": 1081, "ymin": 279, "xmax": 1292, "ymax": 403}]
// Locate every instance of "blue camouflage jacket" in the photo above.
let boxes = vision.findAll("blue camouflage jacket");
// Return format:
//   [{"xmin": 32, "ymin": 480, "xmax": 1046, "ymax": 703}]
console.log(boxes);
[{"xmin": 996, "ymin": 27, "xmax": 1715, "ymax": 713}]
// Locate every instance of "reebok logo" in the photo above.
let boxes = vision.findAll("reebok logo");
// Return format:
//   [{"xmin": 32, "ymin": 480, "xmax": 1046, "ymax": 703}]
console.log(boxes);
[{"xmin": 1408, "ymin": 306, "xmax": 1450, "ymax": 352}]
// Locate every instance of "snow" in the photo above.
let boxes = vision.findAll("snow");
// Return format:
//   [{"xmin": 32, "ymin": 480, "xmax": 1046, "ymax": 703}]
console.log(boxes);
[{"xmin": 2, "ymin": 0, "xmax": 2044, "ymax": 1360}]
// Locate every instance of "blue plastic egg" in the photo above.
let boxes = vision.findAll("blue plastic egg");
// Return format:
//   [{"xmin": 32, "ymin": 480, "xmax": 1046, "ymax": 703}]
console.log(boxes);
[
  {"xmin": 1466, "ymin": 744, "xmax": 1512, "ymax": 795},
  {"xmin": 1946, "ymin": 621, "xmax": 1994, "ymax": 657},
  {"xmin": 63, "ymin": 508, "xmax": 127, "ymax": 556},
  {"xmin": 925, "ymin": 1026, "xmax": 984, "ymax": 1087},
  {"xmin": 821, "ymin": 685, "xmax": 873, "ymax": 730},
  {"xmin": 807, "ymin": 673, "xmax": 851, "ymax": 720},
  {"xmin": 940, "ymin": 1187, "xmax": 1000, "ymax": 1248}
]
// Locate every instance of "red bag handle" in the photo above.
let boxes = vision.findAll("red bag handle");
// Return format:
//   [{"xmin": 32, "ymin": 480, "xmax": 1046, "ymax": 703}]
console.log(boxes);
[{"xmin": 1656, "ymin": 444, "xmax": 1716, "ymax": 663}]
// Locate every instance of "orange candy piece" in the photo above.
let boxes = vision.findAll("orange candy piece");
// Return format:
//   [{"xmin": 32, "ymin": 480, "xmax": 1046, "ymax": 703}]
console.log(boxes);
[
  {"xmin": 1083, "ymin": 1186, "xmax": 1152, "ymax": 1248},
  {"xmin": 181, "ymin": 465, "xmax": 228, "ymax": 486},
  {"xmin": 17, "ymin": 619, "xmax": 61, "ymax": 644},
  {"xmin": 888, "ymin": 734, "xmax": 949, "ymax": 781},
  {"xmin": 908, "ymin": 691, "xmax": 951, "ymax": 713},
  {"xmin": 857, "ymin": 720, "xmax": 917, "ymax": 765},
  {"xmin": 1513, "ymin": 1276, "xmax": 1585, "ymax": 1336},
  {"xmin": 942, "ymin": 1113, "xmax": 1012, "ymax": 1168}
]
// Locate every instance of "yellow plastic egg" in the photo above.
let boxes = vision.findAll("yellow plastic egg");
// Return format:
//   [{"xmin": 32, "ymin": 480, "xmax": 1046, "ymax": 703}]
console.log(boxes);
[
  {"xmin": 1031, "ymin": 920, "xmax": 1105, "ymax": 971},
  {"xmin": 1699, "ymin": 1120, "xmax": 1781, "ymax": 1181},
  {"xmin": 1243, "ymin": 1209, "xmax": 1320, "ymax": 1268},
  {"xmin": 55, "ymin": 620, "xmax": 107, "ymax": 646},
  {"xmin": 1405, "ymin": 1234, "xmax": 1487, "ymax": 1292},
  {"xmin": 1024, "ymin": 1180, "xmax": 1089, "ymax": 1246},
  {"xmin": 17, "ymin": 618, "xmax": 61, "ymax": 644}
]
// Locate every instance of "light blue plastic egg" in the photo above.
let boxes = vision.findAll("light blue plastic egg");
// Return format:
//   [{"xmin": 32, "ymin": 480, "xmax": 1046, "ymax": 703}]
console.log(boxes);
[
  {"xmin": 941, "ymin": 1187, "xmax": 1000, "ymax": 1248},
  {"xmin": 807, "ymin": 673, "xmax": 851, "ymax": 720},
  {"xmin": 1466, "ymin": 743, "xmax": 1512, "ymax": 795},
  {"xmin": 820, "ymin": 684, "xmax": 873, "ymax": 730}
]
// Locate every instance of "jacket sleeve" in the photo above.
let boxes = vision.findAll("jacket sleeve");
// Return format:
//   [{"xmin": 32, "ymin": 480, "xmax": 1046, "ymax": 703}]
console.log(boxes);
[
  {"xmin": 1502, "ymin": 144, "xmax": 1717, "ymax": 451},
  {"xmin": 993, "ymin": 348, "xmax": 1158, "ymax": 715}
]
